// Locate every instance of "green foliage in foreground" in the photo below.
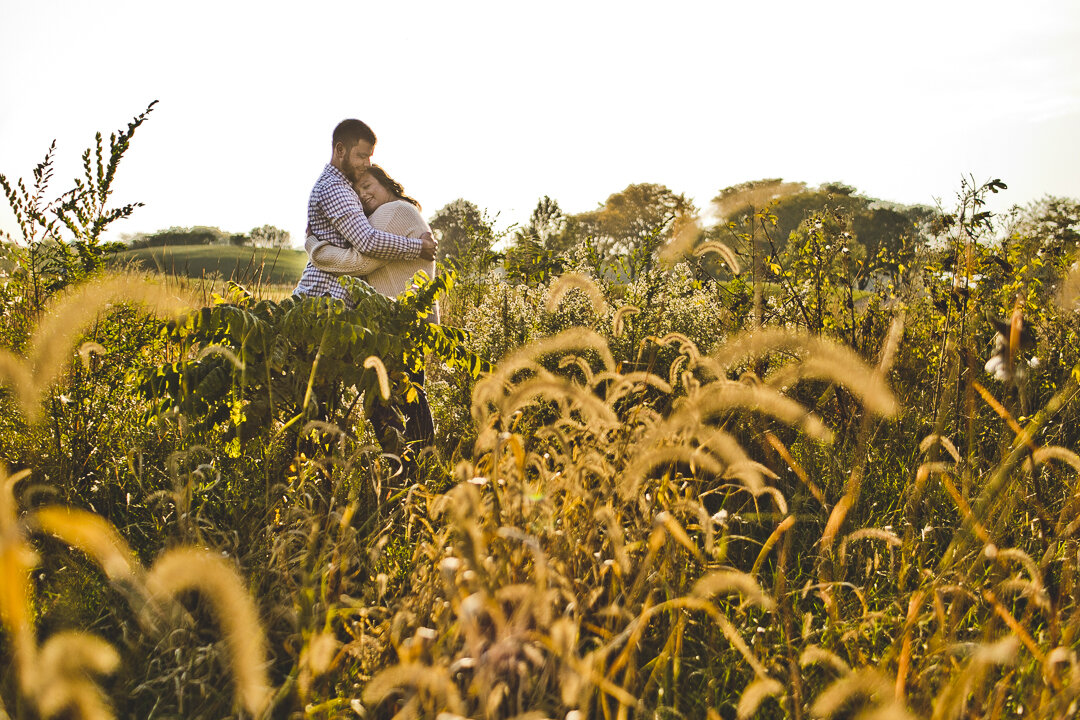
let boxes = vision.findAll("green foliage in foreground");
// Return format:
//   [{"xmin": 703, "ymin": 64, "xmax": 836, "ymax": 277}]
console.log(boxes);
[{"xmin": 138, "ymin": 272, "xmax": 489, "ymax": 453}]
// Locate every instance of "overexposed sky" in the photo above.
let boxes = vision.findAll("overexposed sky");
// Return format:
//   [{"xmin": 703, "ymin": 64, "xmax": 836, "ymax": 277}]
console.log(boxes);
[{"xmin": 1, "ymin": 0, "xmax": 1078, "ymax": 246}]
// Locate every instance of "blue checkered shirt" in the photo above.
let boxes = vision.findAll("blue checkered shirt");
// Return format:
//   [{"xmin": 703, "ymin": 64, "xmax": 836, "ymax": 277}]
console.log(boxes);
[{"xmin": 294, "ymin": 163, "xmax": 422, "ymax": 304}]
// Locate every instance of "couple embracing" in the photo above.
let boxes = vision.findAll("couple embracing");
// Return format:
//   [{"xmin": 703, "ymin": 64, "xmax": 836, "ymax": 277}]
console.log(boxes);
[{"xmin": 294, "ymin": 119, "xmax": 438, "ymax": 468}]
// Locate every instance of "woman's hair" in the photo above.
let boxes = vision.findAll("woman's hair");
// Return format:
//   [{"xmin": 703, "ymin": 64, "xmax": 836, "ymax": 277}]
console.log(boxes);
[{"xmin": 366, "ymin": 164, "xmax": 421, "ymax": 210}]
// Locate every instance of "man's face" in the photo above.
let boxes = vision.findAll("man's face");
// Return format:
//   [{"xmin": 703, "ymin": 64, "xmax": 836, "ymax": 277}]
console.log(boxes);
[{"xmin": 337, "ymin": 140, "xmax": 374, "ymax": 182}]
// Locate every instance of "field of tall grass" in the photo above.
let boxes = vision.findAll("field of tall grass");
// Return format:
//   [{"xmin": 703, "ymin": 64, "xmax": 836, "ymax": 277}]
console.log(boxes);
[{"xmin": 3, "ymin": 110, "xmax": 1080, "ymax": 719}]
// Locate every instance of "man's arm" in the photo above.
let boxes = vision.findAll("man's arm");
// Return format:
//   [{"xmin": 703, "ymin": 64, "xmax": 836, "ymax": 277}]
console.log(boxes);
[
  {"xmin": 306, "ymin": 233, "xmax": 387, "ymax": 275},
  {"xmin": 321, "ymin": 180, "xmax": 435, "ymax": 260}
]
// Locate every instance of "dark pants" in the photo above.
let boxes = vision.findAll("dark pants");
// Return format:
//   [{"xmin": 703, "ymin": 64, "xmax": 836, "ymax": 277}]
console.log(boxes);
[{"xmin": 367, "ymin": 368, "xmax": 434, "ymax": 473}]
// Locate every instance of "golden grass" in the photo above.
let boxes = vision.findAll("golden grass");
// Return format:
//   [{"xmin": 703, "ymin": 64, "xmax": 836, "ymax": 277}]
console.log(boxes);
[
  {"xmin": 10, "ymin": 263, "xmax": 1080, "ymax": 718},
  {"xmin": 34, "ymin": 632, "xmax": 120, "ymax": 720},
  {"xmin": 546, "ymin": 272, "xmax": 606, "ymax": 315},
  {"xmin": 0, "ymin": 273, "xmax": 195, "ymax": 421},
  {"xmin": 1, "ymin": 459, "xmax": 273, "ymax": 718},
  {"xmin": 145, "ymin": 548, "xmax": 273, "ymax": 716}
]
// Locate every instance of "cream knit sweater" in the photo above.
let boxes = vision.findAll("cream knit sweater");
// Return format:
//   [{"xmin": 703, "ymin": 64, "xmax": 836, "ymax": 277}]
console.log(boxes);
[{"xmin": 306, "ymin": 200, "xmax": 439, "ymax": 321}]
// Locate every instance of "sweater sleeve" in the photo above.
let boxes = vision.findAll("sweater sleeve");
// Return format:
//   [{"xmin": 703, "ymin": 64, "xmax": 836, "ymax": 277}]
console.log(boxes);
[{"xmin": 306, "ymin": 233, "xmax": 387, "ymax": 275}]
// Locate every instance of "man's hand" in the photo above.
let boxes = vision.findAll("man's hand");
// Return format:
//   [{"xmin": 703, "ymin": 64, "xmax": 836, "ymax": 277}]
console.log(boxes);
[{"xmin": 420, "ymin": 231, "xmax": 437, "ymax": 261}]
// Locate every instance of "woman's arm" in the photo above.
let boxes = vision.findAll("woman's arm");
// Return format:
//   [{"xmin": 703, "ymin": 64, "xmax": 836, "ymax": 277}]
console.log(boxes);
[{"xmin": 306, "ymin": 233, "xmax": 387, "ymax": 275}]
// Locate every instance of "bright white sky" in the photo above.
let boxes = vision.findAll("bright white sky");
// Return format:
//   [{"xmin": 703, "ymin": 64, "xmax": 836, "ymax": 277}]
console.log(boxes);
[{"xmin": 1, "ymin": 0, "xmax": 1078, "ymax": 247}]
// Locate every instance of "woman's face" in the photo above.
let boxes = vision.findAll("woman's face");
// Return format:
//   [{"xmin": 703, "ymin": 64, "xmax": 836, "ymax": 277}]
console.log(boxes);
[{"xmin": 355, "ymin": 173, "xmax": 395, "ymax": 214}]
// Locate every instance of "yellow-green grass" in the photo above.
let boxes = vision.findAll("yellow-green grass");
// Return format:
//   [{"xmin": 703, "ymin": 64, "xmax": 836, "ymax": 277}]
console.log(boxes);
[{"xmin": 112, "ymin": 245, "xmax": 308, "ymax": 286}]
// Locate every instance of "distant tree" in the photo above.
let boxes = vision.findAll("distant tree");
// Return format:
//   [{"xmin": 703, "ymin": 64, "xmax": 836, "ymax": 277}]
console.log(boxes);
[
  {"xmin": 986, "ymin": 195, "xmax": 1080, "ymax": 296},
  {"xmin": 523, "ymin": 196, "xmax": 568, "ymax": 249},
  {"xmin": 249, "ymin": 224, "xmax": 291, "ymax": 248},
  {"xmin": 429, "ymin": 198, "xmax": 498, "ymax": 269},
  {"xmin": 707, "ymin": 179, "xmax": 932, "ymax": 288},
  {"xmin": 712, "ymin": 178, "xmax": 807, "ymax": 222},
  {"xmin": 141, "ymin": 226, "xmax": 228, "ymax": 247},
  {"xmin": 229, "ymin": 233, "xmax": 250, "ymax": 246},
  {"xmin": 569, "ymin": 183, "xmax": 697, "ymax": 262},
  {"xmin": 1004, "ymin": 196, "xmax": 1080, "ymax": 257},
  {"xmin": 853, "ymin": 203, "xmax": 934, "ymax": 283},
  {"xmin": 505, "ymin": 196, "xmax": 572, "ymax": 284}
]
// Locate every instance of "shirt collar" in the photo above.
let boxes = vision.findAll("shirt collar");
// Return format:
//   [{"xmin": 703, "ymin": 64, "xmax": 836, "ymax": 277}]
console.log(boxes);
[{"xmin": 324, "ymin": 163, "xmax": 349, "ymax": 183}]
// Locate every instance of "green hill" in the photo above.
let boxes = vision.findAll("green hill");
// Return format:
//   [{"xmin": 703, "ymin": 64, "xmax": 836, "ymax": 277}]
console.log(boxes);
[{"xmin": 113, "ymin": 245, "xmax": 308, "ymax": 286}]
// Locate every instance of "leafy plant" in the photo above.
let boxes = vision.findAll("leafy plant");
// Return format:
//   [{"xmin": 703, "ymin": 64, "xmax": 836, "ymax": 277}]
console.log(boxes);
[
  {"xmin": 138, "ymin": 271, "xmax": 491, "ymax": 454},
  {"xmin": 0, "ymin": 102, "xmax": 157, "ymax": 309}
]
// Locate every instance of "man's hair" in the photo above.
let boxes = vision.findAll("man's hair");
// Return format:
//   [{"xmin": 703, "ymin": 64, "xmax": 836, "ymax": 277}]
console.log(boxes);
[{"xmin": 332, "ymin": 119, "xmax": 377, "ymax": 149}]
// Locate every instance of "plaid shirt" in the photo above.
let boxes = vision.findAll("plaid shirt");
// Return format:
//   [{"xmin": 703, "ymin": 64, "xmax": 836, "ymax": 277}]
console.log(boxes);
[{"xmin": 294, "ymin": 163, "xmax": 422, "ymax": 303}]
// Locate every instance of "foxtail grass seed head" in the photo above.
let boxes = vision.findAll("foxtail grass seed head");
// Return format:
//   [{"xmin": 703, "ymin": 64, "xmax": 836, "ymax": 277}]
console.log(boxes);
[
  {"xmin": 692, "ymin": 570, "xmax": 774, "ymax": 610},
  {"xmin": 363, "ymin": 663, "xmax": 466, "ymax": 715},
  {"xmin": 613, "ymin": 305, "xmax": 640, "ymax": 336},
  {"xmin": 364, "ymin": 355, "xmax": 391, "ymax": 400},
  {"xmin": 546, "ymin": 272, "xmax": 606, "ymax": 315},
  {"xmin": 76, "ymin": 341, "xmax": 106, "ymax": 370},
  {"xmin": 737, "ymin": 677, "xmax": 784, "ymax": 719},
  {"xmin": 799, "ymin": 645, "xmax": 851, "ymax": 675},
  {"xmin": 32, "ymin": 507, "xmax": 139, "ymax": 583},
  {"xmin": 693, "ymin": 240, "xmax": 742, "ymax": 274},
  {"xmin": 145, "ymin": 548, "xmax": 273, "ymax": 716},
  {"xmin": 34, "ymin": 631, "xmax": 120, "ymax": 720},
  {"xmin": 0, "ymin": 273, "xmax": 194, "ymax": 421},
  {"xmin": 809, "ymin": 669, "xmax": 904, "ymax": 719},
  {"xmin": 0, "ymin": 467, "xmax": 36, "ymax": 693}
]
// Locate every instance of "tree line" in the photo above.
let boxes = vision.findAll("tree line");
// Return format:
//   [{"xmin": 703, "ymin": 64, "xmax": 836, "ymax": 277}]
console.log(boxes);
[
  {"xmin": 124, "ymin": 224, "xmax": 291, "ymax": 249},
  {"xmin": 429, "ymin": 178, "xmax": 948, "ymax": 288}
]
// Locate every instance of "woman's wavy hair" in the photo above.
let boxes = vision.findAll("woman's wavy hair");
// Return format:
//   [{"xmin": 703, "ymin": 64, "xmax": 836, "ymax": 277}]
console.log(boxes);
[{"xmin": 366, "ymin": 164, "xmax": 421, "ymax": 210}]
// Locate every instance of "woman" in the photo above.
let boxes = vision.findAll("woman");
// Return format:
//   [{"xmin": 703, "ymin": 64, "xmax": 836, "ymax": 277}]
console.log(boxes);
[
  {"xmin": 305, "ymin": 164, "xmax": 438, "ymax": 322},
  {"xmin": 306, "ymin": 164, "xmax": 437, "ymax": 465}
]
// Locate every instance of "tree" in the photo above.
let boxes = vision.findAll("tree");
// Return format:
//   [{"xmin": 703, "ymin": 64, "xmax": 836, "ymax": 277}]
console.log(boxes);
[
  {"xmin": 569, "ymin": 183, "xmax": 697, "ymax": 262},
  {"xmin": 249, "ymin": 224, "xmax": 291, "ymax": 249},
  {"xmin": 429, "ymin": 199, "xmax": 498, "ymax": 269},
  {"xmin": 1004, "ymin": 196, "xmax": 1080, "ymax": 258},
  {"xmin": 524, "ymin": 196, "xmax": 568, "ymax": 250},
  {"xmin": 133, "ymin": 226, "xmax": 229, "ymax": 248},
  {"xmin": 711, "ymin": 178, "xmax": 807, "ymax": 222},
  {"xmin": 505, "ymin": 196, "xmax": 572, "ymax": 284},
  {"xmin": 707, "ymin": 179, "xmax": 932, "ymax": 289},
  {"xmin": 0, "ymin": 101, "xmax": 157, "ymax": 301}
]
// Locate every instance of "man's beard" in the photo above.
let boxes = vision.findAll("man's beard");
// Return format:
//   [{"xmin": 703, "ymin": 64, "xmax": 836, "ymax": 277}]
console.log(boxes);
[{"xmin": 341, "ymin": 155, "xmax": 360, "ymax": 183}]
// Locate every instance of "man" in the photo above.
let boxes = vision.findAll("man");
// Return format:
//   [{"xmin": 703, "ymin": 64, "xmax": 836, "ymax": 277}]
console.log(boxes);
[{"xmin": 294, "ymin": 119, "xmax": 436, "ymax": 303}]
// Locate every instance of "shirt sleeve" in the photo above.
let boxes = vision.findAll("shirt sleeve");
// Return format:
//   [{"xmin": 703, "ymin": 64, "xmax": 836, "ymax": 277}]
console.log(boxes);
[
  {"xmin": 306, "ymin": 233, "xmax": 388, "ymax": 275},
  {"xmin": 321, "ymin": 181, "xmax": 422, "ymax": 259}
]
